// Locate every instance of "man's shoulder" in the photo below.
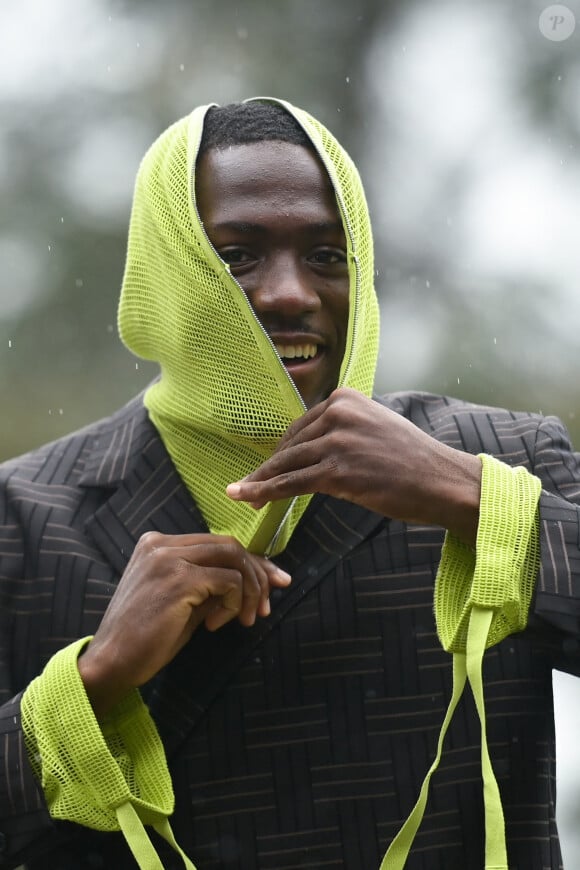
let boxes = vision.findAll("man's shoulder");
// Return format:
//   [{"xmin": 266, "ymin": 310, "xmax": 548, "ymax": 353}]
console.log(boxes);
[
  {"xmin": 377, "ymin": 389, "xmax": 541, "ymax": 422},
  {"xmin": 0, "ymin": 392, "xmax": 151, "ymax": 491},
  {"xmin": 377, "ymin": 390, "xmax": 545, "ymax": 461}
]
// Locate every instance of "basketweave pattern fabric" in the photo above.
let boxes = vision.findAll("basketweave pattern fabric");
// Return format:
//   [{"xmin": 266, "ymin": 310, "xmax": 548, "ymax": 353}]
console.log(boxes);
[
  {"xmin": 1, "ymin": 392, "xmax": 580, "ymax": 868},
  {"xmin": 118, "ymin": 99, "xmax": 379, "ymax": 554}
]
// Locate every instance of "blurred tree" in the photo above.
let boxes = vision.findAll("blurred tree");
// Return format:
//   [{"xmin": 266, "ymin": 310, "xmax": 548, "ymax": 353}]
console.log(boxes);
[{"xmin": 0, "ymin": 0, "xmax": 578, "ymax": 462}]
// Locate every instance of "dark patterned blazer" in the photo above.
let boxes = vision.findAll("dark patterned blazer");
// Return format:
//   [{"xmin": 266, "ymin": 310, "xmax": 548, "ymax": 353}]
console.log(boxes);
[{"xmin": 1, "ymin": 391, "xmax": 580, "ymax": 870}]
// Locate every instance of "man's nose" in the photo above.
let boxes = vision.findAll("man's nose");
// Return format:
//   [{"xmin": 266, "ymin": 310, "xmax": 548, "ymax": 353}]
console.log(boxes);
[{"xmin": 249, "ymin": 254, "xmax": 321, "ymax": 316}]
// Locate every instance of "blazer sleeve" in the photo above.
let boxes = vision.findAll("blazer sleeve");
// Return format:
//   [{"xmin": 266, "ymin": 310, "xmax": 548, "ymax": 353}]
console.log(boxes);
[
  {"xmin": 0, "ymin": 478, "xmax": 58, "ymax": 866},
  {"xmin": 0, "ymin": 693, "xmax": 56, "ymax": 864},
  {"xmin": 527, "ymin": 414, "xmax": 580, "ymax": 669}
]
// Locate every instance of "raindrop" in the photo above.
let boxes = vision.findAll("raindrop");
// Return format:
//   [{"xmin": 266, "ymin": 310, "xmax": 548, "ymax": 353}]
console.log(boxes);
[
  {"xmin": 47, "ymin": 244, "xmax": 52, "ymax": 252},
  {"xmin": 457, "ymin": 377, "xmax": 461, "ymax": 384},
  {"xmin": 425, "ymin": 279, "xmax": 431, "ymax": 288},
  {"xmin": 493, "ymin": 337, "xmax": 497, "ymax": 345},
  {"xmin": 135, "ymin": 362, "xmax": 139, "ymax": 370},
  {"xmin": 8, "ymin": 340, "xmax": 12, "ymax": 348},
  {"xmin": 59, "ymin": 409, "xmax": 63, "ymax": 416},
  {"xmin": 345, "ymin": 76, "xmax": 350, "ymax": 84},
  {"xmin": 107, "ymin": 324, "xmax": 114, "ymax": 333},
  {"xmin": 179, "ymin": 63, "xmax": 185, "ymax": 72},
  {"xmin": 60, "ymin": 217, "xmax": 64, "ymax": 224},
  {"xmin": 75, "ymin": 278, "xmax": 84, "ymax": 288}
]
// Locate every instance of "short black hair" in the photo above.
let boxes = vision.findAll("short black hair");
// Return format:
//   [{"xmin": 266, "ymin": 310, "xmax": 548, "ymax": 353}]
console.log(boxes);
[{"xmin": 198, "ymin": 101, "xmax": 314, "ymax": 157}]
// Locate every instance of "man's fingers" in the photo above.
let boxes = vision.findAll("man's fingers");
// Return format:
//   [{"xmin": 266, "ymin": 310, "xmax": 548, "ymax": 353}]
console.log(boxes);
[
  {"xmin": 179, "ymin": 550, "xmax": 290, "ymax": 629},
  {"xmin": 186, "ymin": 563, "xmax": 255, "ymax": 631},
  {"xmin": 274, "ymin": 398, "xmax": 329, "ymax": 450},
  {"xmin": 202, "ymin": 560, "xmax": 290, "ymax": 630},
  {"xmin": 226, "ymin": 438, "xmax": 326, "ymax": 505},
  {"xmin": 237, "ymin": 557, "xmax": 292, "ymax": 623},
  {"xmin": 261, "ymin": 559, "xmax": 292, "ymax": 587},
  {"xmin": 225, "ymin": 403, "xmax": 330, "ymax": 501},
  {"xmin": 239, "ymin": 557, "xmax": 267, "ymax": 626},
  {"xmin": 138, "ymin": 530, "xmax": 223, "ymax": 551},
  {"xmin": 225, "ymin": 397, "xmax": 346, "ymax": 502},
  {"xmin": 228, "ymin": 463, "xmax": 325, "ymax": 508},
  {"xmin": 245, "ymin": 559, "xmax": 271, "ymax": 622},
  {"xmin": 137, "ymin": 531, "xmax": 292, "ymax": 627}
]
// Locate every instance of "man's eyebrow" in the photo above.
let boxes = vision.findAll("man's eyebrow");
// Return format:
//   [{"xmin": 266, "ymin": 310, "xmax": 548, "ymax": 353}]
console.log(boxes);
[
  {"xmin": 307, "ymin": 220, "xmax": 345, "ymax": 235},
  {"xmin": 206, "ymin": 221, "xmax": 265, "ymax": 234},
  {"xmin": 206, "ymin": 220, "xmax": 346, "ymax": 235}
]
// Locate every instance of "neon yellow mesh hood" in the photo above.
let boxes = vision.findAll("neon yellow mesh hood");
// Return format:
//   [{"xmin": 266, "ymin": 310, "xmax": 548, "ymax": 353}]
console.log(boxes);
[{"xmin": 118, "ymin": 98, "xmax": 379, "ymax": 554}]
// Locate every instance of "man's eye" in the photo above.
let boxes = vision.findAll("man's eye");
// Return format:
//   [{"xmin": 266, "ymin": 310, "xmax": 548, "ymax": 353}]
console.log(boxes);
[
  {"xmin": 309, "ymin": 248, "xmax": 347, "ymax": 265},
  {"xmin": 218, "ymin": 248, "xmax": 254, "ymax": 265}
]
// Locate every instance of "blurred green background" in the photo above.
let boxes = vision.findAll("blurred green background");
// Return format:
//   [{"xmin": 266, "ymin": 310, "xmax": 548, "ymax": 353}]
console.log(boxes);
[{"xmin": 1, "ymin": 0, "xmax": 579, "ymax": 862}]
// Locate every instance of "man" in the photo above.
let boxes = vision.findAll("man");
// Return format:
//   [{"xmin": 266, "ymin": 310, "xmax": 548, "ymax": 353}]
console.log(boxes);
[{"xmin": 1, "ymin": 98, "xmax": 579, "ymax": 869}]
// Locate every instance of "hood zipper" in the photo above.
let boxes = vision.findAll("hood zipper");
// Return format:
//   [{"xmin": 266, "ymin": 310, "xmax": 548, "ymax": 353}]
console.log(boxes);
[
  {"xmin": 192, "ymin": 191, "xmax": 305, "ymax": 557},
  {"xmin": 190, "ymin": 111, "xmax": 359, "ymax": 558}
]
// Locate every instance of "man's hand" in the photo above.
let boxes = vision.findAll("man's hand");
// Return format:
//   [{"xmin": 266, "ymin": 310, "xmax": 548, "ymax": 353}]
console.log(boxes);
[
  {"xmin": 227, "ymin": 388, "xmax": 482, "ymax": 544},
  {"xmin": 77, "ymin": 532, "xmax": 291, "ymax": 718}
]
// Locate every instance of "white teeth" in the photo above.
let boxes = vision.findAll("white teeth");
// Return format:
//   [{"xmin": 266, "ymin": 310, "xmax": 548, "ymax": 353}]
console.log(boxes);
[{"xmin": 275, "ymin": 343, "xmax": 318, "ymax": 361}]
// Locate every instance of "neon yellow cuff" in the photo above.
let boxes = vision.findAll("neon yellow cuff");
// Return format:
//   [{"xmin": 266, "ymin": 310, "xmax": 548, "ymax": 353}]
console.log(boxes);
[
  {"xmin": 21, "ymin": 637, "xmax": 196, "ymax": 869},
  {"xmin": 436, "ymin": 453, "xmax": 541, "ymax": 652}
]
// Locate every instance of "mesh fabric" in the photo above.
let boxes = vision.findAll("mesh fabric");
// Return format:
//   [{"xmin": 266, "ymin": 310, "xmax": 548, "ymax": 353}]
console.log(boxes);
[
  {"xmin": 435, "ymin": 453, "xmax": 541, "ymax": 653},
  {"xmin": 118, "ymin": 98, "xmax": 379, "ymax": 555},
  {"xmin": 22, "ymin": 638, "xmax": 196, "ymax": 868}
]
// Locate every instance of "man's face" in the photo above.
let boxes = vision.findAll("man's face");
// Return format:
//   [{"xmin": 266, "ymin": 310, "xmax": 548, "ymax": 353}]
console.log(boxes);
[{"xmin": 195, "ymin": 141, "xmax": 350, "ymax": 409}]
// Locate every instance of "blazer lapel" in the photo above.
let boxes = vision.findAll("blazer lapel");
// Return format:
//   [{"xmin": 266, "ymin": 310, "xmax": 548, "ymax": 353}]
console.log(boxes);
[{"xmin": 80, "ymin": 397, "xmax": 209, "ymax": 576}]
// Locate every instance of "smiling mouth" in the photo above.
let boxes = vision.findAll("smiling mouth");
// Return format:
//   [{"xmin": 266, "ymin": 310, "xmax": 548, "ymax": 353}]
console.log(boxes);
[{"xmin": 274, "ymin": 343, "xmax": 319, "ymax": 363}]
